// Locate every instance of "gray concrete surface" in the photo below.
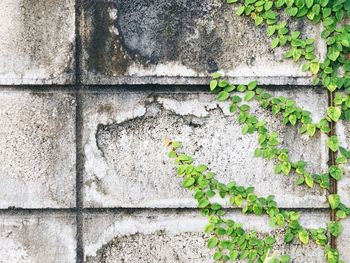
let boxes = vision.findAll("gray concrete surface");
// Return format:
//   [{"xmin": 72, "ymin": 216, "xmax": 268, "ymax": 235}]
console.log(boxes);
[
  {"xmin": 0, "ymin": 90, "xmax": 76, "ymax": 208},
  {"xmin": 81, "ymin": 0, "xmax": 326, "ymax": 85},
  {"xmin": 0, "ymin": 0, "xmax": 75, "ymax": 84},
  {"xmin": 0, "ymin": 212, "xmax": 76, "ymax": 263}
]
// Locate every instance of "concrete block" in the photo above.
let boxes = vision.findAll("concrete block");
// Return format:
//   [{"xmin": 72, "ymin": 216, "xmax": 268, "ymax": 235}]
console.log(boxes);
[
  {"xmin": 338, "ymin": 217, "xmax": 350, "ymax": 262},
  {"xmin": 83, "ymin": 210, "xmax": 328, "ymax": 263},
  {"xmin": 0, "ymin": 212, "xmax": 76, "ymax": 263},
  {"xmin": 82, "ymin": 88, "xmax": 328, "ymax": 208},
  {"xmin": 337, "ymin": 120, "xmax": 350, "ymax": 207},
  {"xmin": 0, "ymin": 90, "xmax": 76, "ymax": 208},
  {"xmin": 0, "ymin": 0, "xmax": 75, "ymax": 84},
  {"xmin": 81, "ymin": 0, "xmax": 326, "ymax": 85}
]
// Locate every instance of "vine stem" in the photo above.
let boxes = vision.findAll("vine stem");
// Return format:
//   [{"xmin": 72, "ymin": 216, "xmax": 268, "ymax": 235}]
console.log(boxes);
[{"xmin": 328, "ymin": 90, "xmax": 337, "ymax": 249}]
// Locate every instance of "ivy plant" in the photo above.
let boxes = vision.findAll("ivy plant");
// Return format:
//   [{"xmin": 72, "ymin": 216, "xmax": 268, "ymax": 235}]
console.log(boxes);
[{"xmin": 165, "ymin": 0, "xmax": 350, "ymax": 262}]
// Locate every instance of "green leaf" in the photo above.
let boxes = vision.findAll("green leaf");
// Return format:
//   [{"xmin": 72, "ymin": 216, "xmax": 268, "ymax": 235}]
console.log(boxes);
[
  {"xmin": 182, "ymin": 177, "xmax": 195, "ymax": 188},
  {"xmin": 210, "ymin": 80, "xmax": 218, "ymax": 91},
  {"xmin": 230, "ymin": 250, "xmax": 239, "ymax": 260},
  {"xmin": 336, "ymin": 210, "xmax": 346, "ymax": 219},
  {"xmin": 244, "ymin": 91, "xmax": 255, "ymax": 101},
  {"xmin": 327, "ymin": 136, "xmax": 339, "ymax": 152},
  {"xmin": 298, "ymin": 230, "xmax": 309, "ymax": 244},
  {"xmin": 208, "ymin": 237, "xmax": 219, "ymax": 248},
  {"xmin": 306, "ymin": 124, "xmax": 316, "ymax": 136},
  {"xmin": 329, "ymin": 166, "xmax": 343, "ymax": 181},
  {"xmin": 227, "ymin": 0, "xmax": 238, "ymax": 3},
  {"xmin": 264, "ymin": 236, "xmax": 276, "ymax": 245},
  {"xmin": 305, "ymin": 175, "xmax": 314, "ymax": 188},
  {"xmin": 212, "ymin": 72, "xmax": 221, "ymax": 79},
  {"xmin": 328, "ymin": 194, "xmax": 340, "ymax": 209},
  {"xmin": 284, "ymin": 231, "xmax": 294, "ymax": 243},
  {"xmin": 248, "ymin": 81, "xmax": 257, "ymax": 90},
  {"xmin": 327, "ymin": 107, "xmax": 341, "ymax": 121},
  {"xmin": 217, "ymin": 91, "xmax": 230, "ymax": 101},
  {"xmin": 328, "ymin": 221, "xmax": 343, "ymax": 237},
  {"xmin": 236, "ymin": 6, "xmax": 245, "ymax": 15},
  {"xmin": 271, "ymin": 38, "xmax": 279, "ymax": 48},
  {"xmin": 306, "ymin": 0, "xmax": 313, "ymax": 8},
  {"xmin": 235, "ymin": 195, "xmax": 243, "ymax": 207},
  {"xmin": 289, "ymin": 114, "xmax": 297, "ymax": 125},
  {"xmin": 310, "ymin": 62, "xmax": 319, "ymax": 75},
  {"xmin": 281, "ymin": 255, "xmax": 291, "ymax": 263}
]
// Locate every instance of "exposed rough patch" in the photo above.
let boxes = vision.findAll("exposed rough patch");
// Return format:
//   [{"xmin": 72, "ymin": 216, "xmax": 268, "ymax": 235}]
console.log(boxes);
[
  {"xmin": 82, "ymin": 89, "xmax": 328, "ymax": 208},
  {"xmin": 0, "ymin": 0, "xmax": 75, "ymax": 84},
  {"xmin": 0, "ymin": 213, "xmax": 76, "ymax": 263},
  {"xmin": 85, "ymin": 230, "xmax": 209, "ymax": 263},
  {"xmin": 82, "ymin": 0, "xmax": 326, "ymax": 84},
  {"xmin": 83, "ymin": 210, "xmax": 328, "ymax": 263},
  {"xmin": 0, "ymin": 90, "xmax": 76, "ymax": 208}
]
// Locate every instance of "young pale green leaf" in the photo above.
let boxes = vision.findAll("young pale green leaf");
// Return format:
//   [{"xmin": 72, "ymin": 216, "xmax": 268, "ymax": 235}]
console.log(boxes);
[
  {"xmin": 327, "ymin": 136, "xmax": 339, "ymax": 152},
  {"xmin": 210, "ymin": 80, "xmax": 218, "ymax": 91},
  {"xmin": 327, "ymin": 107, "xmax": 341, "ymax": 121},
  {"xmin": 328, "ymin": 194, "xmax": 340, "ymax": 209},
  {"xmin": 298, "ymin": 230, "xmax": 309, "ymax": 244}
]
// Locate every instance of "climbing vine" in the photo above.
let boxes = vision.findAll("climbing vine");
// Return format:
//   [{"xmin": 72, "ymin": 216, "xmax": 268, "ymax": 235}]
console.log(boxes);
[{"xmin": 165, "ymin": 0, "xmax": 350, "ymax": 262}]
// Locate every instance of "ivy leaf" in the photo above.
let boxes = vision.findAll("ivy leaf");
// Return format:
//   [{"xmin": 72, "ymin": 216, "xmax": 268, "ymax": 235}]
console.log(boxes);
[
  {"xmin": 244, "ymin": 91, "xmax": 255, "ymax": 101},
  {"xmin": 306, "ymin": 0, "xmax": 313, "ymax": 8},
  {"xmin": 289, "ymin": 114, "xmax": 297, "ymax": 125},
  {"xmin": 227, "ymin": 0, "xmax": 238, "ymax": 3},
  {"xmin": 327, "ymin": 136, "xmax": 339, "ymax": 152},
  {"xmin": 328, "ymin": 221, "xmax": 343, "ymax": 237},
  {"xmin": 236, "ymin": 6, "xmax": 245, "ymax": 15},
  {"xmin": 210, "ymin": 80, "xmax": 218, "ymax": 91},
  {"xmin": 217, "ymin": 91, "xmax": 230, "ymax": 101},
  {"xmin": 230, "ymin": 250, "xmax": 239, "ymax": 260},
  {"xmin": 336, "ymin": 210, "xmax": 346, "ymax": 219},
  {"xmin": 298, "ymin": 230, "xmax": 309, "ymax": 244},
  {"xmin": 207, "ymin": 237, "xmax": 219, "ymax": 249},
  {"xmin": 306, "ymin": 124, "xmax": 316, "ymax": 136},
  {"xmin": 281, "ymin": 255, "xmax": 291, "ymax": 263},
  {"xmin": 327, "ymin": 107, "xmax": 341, "ymax": 121},
  {"xmin": 310, "ymin": 62, "xmax": 319, "ymax": 75},
  {"xmin": 271, "ymin": 38, "xmax": 279, "ymax": 48},
  {"xmin": 182, "ymin": 177, "xmax": 195, "ymax": 188},
  {"xmin": 329, "ymin": 166, "xmax": 343, "ymax": 181},
  {"xmin": 212, "ymin": 72, "xmax": 221, "ymax": 79},
  {"xmin": 284, "ymin": 232, "xmax": 294, "ymax": 243},
  {"xmin": 305, "ymin": 175, "xmax": 314, "ymax": 188},
  {"xmin": 328, "ymin": 194, "xmax": 340, "ymax": 209}
]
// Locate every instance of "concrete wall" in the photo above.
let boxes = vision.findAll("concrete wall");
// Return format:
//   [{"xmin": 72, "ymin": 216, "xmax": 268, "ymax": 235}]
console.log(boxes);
[{"xmin": 0, "ymin": 0, "xmax": 348, "ymax": 262}]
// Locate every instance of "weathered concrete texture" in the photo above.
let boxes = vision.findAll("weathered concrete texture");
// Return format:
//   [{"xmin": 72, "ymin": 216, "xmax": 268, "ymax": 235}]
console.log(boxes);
[
  {"xmin": 0, "ymin": 0, "xmax": 75, "ymax": 84},
  {"xmin": 81, "ymin": 0, "xmax": 326, "ymax": 85},
  {"xmin": 0, "ymin": 90, "xmax": 76, "ymax": 208},
  {"xmin": 83, "ymin": 210, "xmax": 328, "ymax": 263},
  {"xmin": 337, "ymin": 120, "xmax": 350, "ymax": 207},
  {"xmin": 0, "ymin": 212, "xmax": 76, "ymax": 263},
  {"xmin": 82, "ymin": 88, "xmax": 328, "ymax": 208},
  {"xmin": 338, "ymin": 218, "xmax": 350, "ymax": 262}
]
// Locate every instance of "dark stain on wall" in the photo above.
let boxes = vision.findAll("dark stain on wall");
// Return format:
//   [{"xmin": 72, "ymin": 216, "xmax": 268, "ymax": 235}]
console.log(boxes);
[{"xmin": 85, "ymin": 0, "xmax": 223, "ymax": 75}]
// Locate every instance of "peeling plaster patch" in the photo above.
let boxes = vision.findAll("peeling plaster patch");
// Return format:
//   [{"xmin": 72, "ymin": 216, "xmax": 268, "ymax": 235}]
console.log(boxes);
[
  {"xmin": 0, "ymin": 213, "xmax": 76, "ymax": 263},
  {"xmin": 83, "ymin": 211, "xmax": 327, "ymax": 262},
  {"xmin": 82, "ymin": 90, "xmax": 328, "ymax": 208}
]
